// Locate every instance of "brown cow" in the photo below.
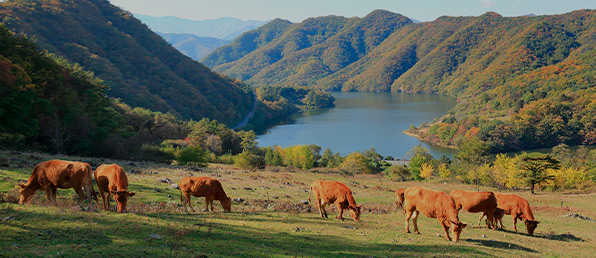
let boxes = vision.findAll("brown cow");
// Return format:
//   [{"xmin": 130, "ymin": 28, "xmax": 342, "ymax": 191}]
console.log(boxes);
[
  {"xmin": 94, "ymin": 164, "xmax": 135, "ymax": 213},
  {"xmin": 179, "ymin": 177, "xmax": 231, "ymax": 212},
  {"xmin": 402, "ymin": 186, "xmax": 467, "ymax": 242},
  {"xmin": 494, "ymin": 193, "xmax": 540, "ymax": 235},
  {"xmin": 449, "ymin": 189, "xmax": 498, "ymax": 229},
  {"xmin": 19, "ymin": 160, "xmax": 95, "ymax": 208},
  {"xmin": 308, "ymin": 180, "xmax": 361, "ymax": 222}
]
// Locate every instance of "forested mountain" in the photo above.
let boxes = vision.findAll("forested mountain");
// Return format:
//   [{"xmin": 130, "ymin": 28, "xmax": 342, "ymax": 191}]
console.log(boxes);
[
  {"xmin": 158, "ymin": 33, "xmax": 230, "ymax": 61},
  {"xmin": 205, "ymin": 10, "xmax": 595, "ymax": 152},
  {"xmin": 0, "ymin": 0, "xmax": 253, "ymax": 125},
  {"xmin": 135, "ymin": 14, "xmax": 268, "ymax": 40}
]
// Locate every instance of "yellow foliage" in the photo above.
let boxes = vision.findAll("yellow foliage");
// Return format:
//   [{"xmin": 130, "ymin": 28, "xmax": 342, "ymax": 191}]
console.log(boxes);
[
  {"xmin": 438, "ymin": 163, "xmax": 451, "ymax": 179},
  {"xmin": 492, "ymin": 154, "xmax": 524, "ymax": 189},
  {"xmin": 543, "ymin": 166, "xmax": 594, "ymax": 190},
  {"xmin": 420, "ymin": 163, "xmax": 433, "ymax": 179}
]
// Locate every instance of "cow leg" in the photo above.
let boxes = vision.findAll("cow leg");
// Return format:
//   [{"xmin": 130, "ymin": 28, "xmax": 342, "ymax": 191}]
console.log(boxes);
[
  {"xmin": 412, "ymin": 210, "xmax": 420, "ymax": 234},
  {"xmin": 405, "ymin": 210, "xmax": 413, "ymax": 233},
  {"xmin": 204, "ymin": 197, "xmax": 210, "ymax": 212},
  {"xmin": 185, "ymin": 193, "xmax": 196, "ymax": 212},
  {"xmin": 498, "ymin": 217, "xmax": 505, "ymax": 229},
  {"xmin": 98, "ymin": 188, "xmax": 108, "ymax": 211},
  {"xmin": 478, "ymin": 213, "xmax": 485, "ymax": 227},
  {"xmin": 316, "ymin": 198, "xmax": 324, "ymax": 218},
  {"xmin": 335, "ymin": 203, "xmax": 344, "ymax": 221},
  {"xmin": 513, "ymin": 216, "xmax": 518, "ymax": 231},
  {"xmin": 51, "ymin": 186, "xmax": 58, "ymax": 205},
  {"xmin": 74, "ymin": 186, "xmax": 86, "ymax": 206},
  {"xmin": 44, "ymin": 185, "xmax": 57, "ymax": 206},
  {"xmin": 441, "ymin": 221, "xmax": 452, "ymax": 242},
  {"xmin": 106, "ymin": 192, "xmax": 112, "ymax": 211},
  {"xmin": 209, "ymin": 199, "xmax": 215, "ymax": 212}
]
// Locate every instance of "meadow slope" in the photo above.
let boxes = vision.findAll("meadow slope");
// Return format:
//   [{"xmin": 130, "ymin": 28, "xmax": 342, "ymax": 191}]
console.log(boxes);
[{"xmin": 1, "ymin": 151, "xmax": 595, "ymax": 257}]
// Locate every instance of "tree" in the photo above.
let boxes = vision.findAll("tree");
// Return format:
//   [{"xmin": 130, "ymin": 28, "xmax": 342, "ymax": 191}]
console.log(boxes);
[
  {"xmin": 420, "ymin": 163, "xmax": 434, "ymax": 181},
  {"xmin": 409, "ymin": 156, "xmax": 427, "ymax": 181},
  {"xmin": 438, "ymin": 163, "xmax": 451, "ymax": 183},
  {"xmin": 385, "ymin": 165, "xmax": 411, "ymax": 181},
  {"xmin": 234, "ymin": 152, "xmax": 265, "ymax": 170},
  {"xmin": 237, "ymin": 130, "xmax": 258, "ymax": 152},
  {"xmin": 340, "ymin": 152, "xmax": 373, "ymax": 175},
  {"xmin": 319, "ymin": 148, "xmax": 333, "ymax": 167},
  {"xmin": 517, "ymin": 153, "xmax": 561, "ymax": 194},
  {"xmin": 264, "ymin": 147, "xmax": 274, "ymax": 165},
  {"xmin": 454, "ymin": 139, "xmax": 490, "ymax": 190},
  {"xmin": 175, "ymin": 146, "xmax": 208, "ymax": 167}
]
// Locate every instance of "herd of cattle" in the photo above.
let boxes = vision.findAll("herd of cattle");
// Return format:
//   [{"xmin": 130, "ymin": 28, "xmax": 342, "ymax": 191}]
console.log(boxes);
[{"xmin": 17, "ymin": 159, "xmax": 539, "ymax": 243}]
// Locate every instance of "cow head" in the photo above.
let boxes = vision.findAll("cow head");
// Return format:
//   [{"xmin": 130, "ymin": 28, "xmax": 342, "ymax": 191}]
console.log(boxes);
[
  {"xmin": 524, "ymin": 219, "xmax": 540, "ymax": 235},
  {"xmin": 18, "ymin": 184, "xmax": 36, "ymax": 204},
  {"xmin": 349, "ymin": 205, "xmax": 361, "ymax": 222},
  {"xmin": 111, "ymin": 190, "xmax": 135, "ymax": 213},
  {"xmin": 222, "ymin": 197, "xmax": 232, "ymax": 212},
  {"xmin": 450, "ymin": 220, "xmax": 467, "ymax": 243}
]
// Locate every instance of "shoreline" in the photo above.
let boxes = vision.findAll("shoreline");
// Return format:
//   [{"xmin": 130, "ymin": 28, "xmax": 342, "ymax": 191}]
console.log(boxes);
[{"xmin": 402, "ymin": 130, "xmax": 459, "ymax": 150}]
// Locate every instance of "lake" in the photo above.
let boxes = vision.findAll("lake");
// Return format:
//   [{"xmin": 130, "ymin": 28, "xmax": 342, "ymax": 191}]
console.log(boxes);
[{"xmin": 257, "ymin": 92, "xmax": 458, "ymax": 159}]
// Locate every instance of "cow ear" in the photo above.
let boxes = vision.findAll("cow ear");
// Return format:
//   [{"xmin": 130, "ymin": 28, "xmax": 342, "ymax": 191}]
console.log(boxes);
[
  {"xmin": 460, "ymin": 222, "xmax": 468, "ymax": 229},
  {"xmin": 20, "ymin": 184, "xmax": 27, "ymax": 189},
  {"xmin": 66, "ymin": 163, "xmax": 74, "ymax": 170},
  {"xmin": 128, "ymin": 191, "xmax": 136, "ymax": 197}
]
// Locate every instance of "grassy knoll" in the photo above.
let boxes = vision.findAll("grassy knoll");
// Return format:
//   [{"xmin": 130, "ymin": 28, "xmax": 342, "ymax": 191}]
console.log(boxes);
[{"xmin": 1, "ymin": 151, "xmax": 595, "ymax": 257}]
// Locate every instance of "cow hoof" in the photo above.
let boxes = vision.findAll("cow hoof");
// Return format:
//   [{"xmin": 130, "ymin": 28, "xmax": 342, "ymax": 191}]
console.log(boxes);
[
  {"xmin": 406, "ymin": 230, "xmax": 411, "ymax": 234},
  {"xmin": 415, "ymin": 231, "xmax": 420, "ymax": 234}
]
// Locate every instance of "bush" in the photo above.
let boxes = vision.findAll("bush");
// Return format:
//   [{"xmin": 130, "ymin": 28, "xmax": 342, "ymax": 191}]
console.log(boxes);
[
  {"xmin": 234, "ymin": 152, "xmax": 265, "ymax": 170},
  {"xmin": 384, "ymin": 165, "xmax": 411, "ymax": 181},
  {"xmin": 136, "ymin": 144, "xmax": 175, "ymax": 163},
  {"xmin": 175, "ymin": 146, "xmax": 208, "ymax": 167}
]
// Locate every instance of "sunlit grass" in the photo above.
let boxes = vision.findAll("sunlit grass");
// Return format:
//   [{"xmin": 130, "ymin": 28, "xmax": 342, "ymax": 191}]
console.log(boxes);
[{"xmin": 1, "ymin": 150, "xmax": 595, "ymax": 257}]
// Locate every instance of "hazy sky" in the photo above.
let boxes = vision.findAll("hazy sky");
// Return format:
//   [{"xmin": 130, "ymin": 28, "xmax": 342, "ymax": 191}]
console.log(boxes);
[{"xmin": 108, "ymin": 0, "xmax": 595, "ymax": 22}]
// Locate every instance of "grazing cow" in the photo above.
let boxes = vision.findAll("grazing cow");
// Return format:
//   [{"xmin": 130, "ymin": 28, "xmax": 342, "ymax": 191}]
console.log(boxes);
[
  {"xmin": 494, "ymin": 193, "xmax": 540, "ymax": 235},
  {"xmin": 179, "ymin": 177, "xmax": 231, "ymax": 212},
  {"xmin": 19, "ymin": 160, "xmax": 95, "ymax": 208},
  {"xmin": 402, "ymin": 186, "xmax": 467, "ymax": 242},
  {"xmin": 95, "ymin": 164, "xmax": 135, "ymax": 213},
  {"xmin": 395, "ymin": 188, "xmax": 406, "ymax": 209},
  {"xmin": 308, "ymin": 180, "xmax": 361, "ymax": 222},
  {"xmin": 449, "ymin": 189, "xmax": 498, "ymax": 229}
]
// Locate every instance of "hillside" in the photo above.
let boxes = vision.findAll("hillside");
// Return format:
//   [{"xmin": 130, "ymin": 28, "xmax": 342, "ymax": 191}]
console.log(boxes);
[
  {"xmin": 158, "ymin": 33, "xmax": 230, "ymax": 61},
  {"xmin": 204, "ymin": 10, "xmax": 596, "ymax": 151},
  {"xmin": 0, "ymin": 0, "xmax": 253, "ymax": 125},
  {"xmin": 135, "ymin": 14, "xmax": 268, "ymax": 40}
]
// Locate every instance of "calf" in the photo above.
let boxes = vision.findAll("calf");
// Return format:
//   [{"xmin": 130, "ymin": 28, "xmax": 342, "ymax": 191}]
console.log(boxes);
[
  {"xmin": 403, "ymin": 186, "xmax": 467, "ymax": 242},
  {"xmin": 179, "ymin": 177, "xmax": 231, "ymax": 212},
  {"xmin": 19, "ymin": 160, "xmax": 95, "ymax": 208},
  {"xmin": 95, "ymin": 164, "xmax": 135, "ymax": 213},
  {"xmin": 449, "ymin": 189, "xmax": 498, "ymax": 229},
  {"xmin": 494, "ymin": 193, "xmax": 540, "ymax": 235},
  {"xmin": 309, "ymin": 180, "xmax": 361, "ymax": 222}
]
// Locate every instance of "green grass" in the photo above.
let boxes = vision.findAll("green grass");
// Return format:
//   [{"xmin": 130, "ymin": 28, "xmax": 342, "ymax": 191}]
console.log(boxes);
[{"xmin": 1, "ymin": 151, "xmax": 595, "ymax": 257}]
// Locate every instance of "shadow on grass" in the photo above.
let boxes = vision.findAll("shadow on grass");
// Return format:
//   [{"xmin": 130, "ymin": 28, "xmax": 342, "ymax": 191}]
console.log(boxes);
[
  {"xmin": 497, "ymin": 228, "xmax": 585, "ymax": 242},
  {"xmin": 1, "ymin": 204, "xmax": 491, "ymax": 257},
  {"xmin": 464, "ymin": 239, "xmax": 537, "ymax": 253}
]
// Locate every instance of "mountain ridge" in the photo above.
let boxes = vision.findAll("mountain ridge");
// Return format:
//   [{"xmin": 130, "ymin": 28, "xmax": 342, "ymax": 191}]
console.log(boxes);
[{"xmin": 0, "ymin": 0, "xmax": 253, "ymax": 125}]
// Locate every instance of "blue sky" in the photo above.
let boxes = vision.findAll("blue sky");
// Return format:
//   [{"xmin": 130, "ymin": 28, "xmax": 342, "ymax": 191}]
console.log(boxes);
[{"xmin": 109, "ymin": 0, "xmax": 595, "ymax": 22}]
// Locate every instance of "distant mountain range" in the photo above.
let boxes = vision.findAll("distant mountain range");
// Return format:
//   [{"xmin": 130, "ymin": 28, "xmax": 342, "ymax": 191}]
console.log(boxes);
[
  {"xmin": 0, "ymin": 0, "xmax": 253, "ymax": 125},
  {"xmin": 159, "ymin": 33, "xmax": 230, "ymax": 61},
  {"xmin": 134, "ymin": 14, "xmax": 268, "ymax": 40},
  {"xmin": 202, "ymin": 9, "xmax": 595, "ymax": 151}
]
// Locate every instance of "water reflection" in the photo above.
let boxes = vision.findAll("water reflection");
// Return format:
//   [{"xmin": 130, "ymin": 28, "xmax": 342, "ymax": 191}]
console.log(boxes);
[{"xmin": 258, "ymin": 92, "xmax": 457, "ymax": 159}]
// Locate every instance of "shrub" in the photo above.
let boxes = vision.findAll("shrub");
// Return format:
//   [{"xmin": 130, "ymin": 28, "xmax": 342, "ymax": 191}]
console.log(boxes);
[
  {"xmin": 234, "ymin": 152, "xmax": 265, "ymax": 170},
  {"xmin": 175, "ymin": 145, "xmax": 208, "ymax": 167},
  {"xmin": 385, "ymin": 166, "xmax": 411, "ymax": 181}
]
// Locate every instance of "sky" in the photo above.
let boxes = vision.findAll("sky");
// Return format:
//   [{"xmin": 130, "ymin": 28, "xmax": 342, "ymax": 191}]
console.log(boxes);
[{"xmin": 108, "ymin": 0, "xmax": 595, "ymax": 22}]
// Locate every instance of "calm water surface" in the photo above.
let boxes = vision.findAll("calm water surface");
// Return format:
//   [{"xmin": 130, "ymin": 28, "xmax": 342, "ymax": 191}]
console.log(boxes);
[{"xmin": 257, "ymin": 92, "xmax": 457, "ymax": 159}]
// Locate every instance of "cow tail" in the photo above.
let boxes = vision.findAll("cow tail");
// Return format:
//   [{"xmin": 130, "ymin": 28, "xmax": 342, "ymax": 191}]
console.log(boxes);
[{"xmin": 87, "ymin": 164, "xmax": 98, "ymax": 202}]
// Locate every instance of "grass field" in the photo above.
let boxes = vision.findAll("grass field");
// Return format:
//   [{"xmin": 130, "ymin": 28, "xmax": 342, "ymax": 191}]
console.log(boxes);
[{"xmin": 1, "ymin": 150, "xmax": 595, "ymax": 257}]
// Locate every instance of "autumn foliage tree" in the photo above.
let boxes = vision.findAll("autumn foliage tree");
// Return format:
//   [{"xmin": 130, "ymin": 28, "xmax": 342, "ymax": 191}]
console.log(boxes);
[{"xmin": 517, "ymin": 153, "xmax": 561, "ymax": 194}]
